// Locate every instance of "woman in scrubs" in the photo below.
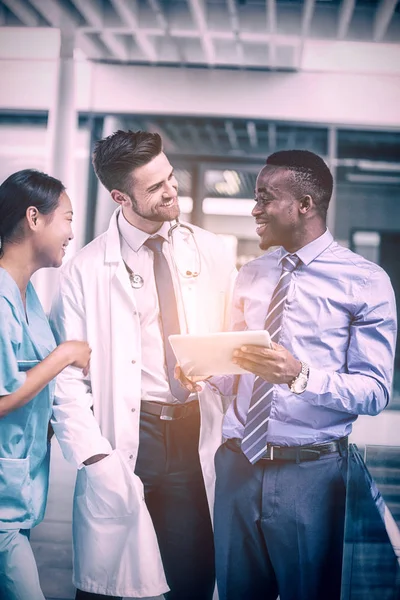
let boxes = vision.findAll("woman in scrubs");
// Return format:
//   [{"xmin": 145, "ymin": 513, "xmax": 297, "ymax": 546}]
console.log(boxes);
[{"xmin": 0, "ymin": 169, "xmax": 91, "ymax": 600}]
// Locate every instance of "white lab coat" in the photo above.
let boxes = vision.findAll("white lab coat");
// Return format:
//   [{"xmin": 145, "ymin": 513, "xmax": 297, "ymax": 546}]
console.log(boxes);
[{"xmin": 50, "ymin": 208, "xmax": 237, "ymax": 598}]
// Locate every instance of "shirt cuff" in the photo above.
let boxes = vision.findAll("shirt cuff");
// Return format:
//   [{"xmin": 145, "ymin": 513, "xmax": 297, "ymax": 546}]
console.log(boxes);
[{"xmin": 300, "ymin": 366, "xmax": 327, "ymax": 403}]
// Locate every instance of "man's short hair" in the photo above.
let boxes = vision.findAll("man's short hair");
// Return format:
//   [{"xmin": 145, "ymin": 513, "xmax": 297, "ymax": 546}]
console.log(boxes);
[
  {"xmin": 92, "ymin": 130, "xmax": 163, "ymax": 193},
  {"xmin": 266, "ymin": 149, "xmax": 333, "ymax": 217}
]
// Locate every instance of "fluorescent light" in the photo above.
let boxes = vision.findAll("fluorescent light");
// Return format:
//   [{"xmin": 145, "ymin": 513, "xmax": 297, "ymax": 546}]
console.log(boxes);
[
  {"xmin": 203, "ymin": 198, "xmax": 254, "ymax": 216},
  {"xmin": 358, "ymin": 161, "xmax": 400, "ymax": 173},
  {"xmin": 179, "ymin": 197, "xmax": 255, "ymax": 216},
  {"xmin": 346, "ymin": 173, "xmax": 400, "ymax": 184},
  {"xmin": 178, "ymin": 196, "xmax": 193, "ymax": 213},
  {"xmin": 215, "ymin": 171, "xmax": 241, "ymax": 195},
  {"xmin": 353, "ymin": 232, "xmax": 381, "ymax": 247}
]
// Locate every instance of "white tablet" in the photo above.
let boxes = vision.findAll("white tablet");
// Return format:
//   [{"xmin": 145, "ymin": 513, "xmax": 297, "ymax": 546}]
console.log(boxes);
[{"xmin": 169, "ymin": 330, "xmax": 272, "ymax": 377}]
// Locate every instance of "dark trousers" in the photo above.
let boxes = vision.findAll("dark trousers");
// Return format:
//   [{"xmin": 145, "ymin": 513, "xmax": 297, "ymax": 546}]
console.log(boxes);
[
  {"xmin": 76, "ymin": 406, "xmax": 215, "ymax": 600},
  {"xmin": 214, "ymin": 439, "xmax": 347, "ymax": 600}
]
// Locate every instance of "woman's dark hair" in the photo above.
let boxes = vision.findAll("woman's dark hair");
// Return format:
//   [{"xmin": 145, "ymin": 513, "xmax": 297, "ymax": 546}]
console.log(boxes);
[{"xmin": 0, "ymin": 169, "xmax": 65, "ymax": 257}]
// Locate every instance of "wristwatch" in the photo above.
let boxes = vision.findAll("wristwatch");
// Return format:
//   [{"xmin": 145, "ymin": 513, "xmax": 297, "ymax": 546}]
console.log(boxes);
[{"xmin": 289, "ymin": 362, "xmax": 310, "ymax": 394}]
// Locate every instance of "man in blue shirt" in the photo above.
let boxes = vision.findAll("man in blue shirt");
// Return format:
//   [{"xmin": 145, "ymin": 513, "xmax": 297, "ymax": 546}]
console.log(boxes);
[{"xmin": 211, "ymin": 150, "xmax": 397, "ymax": 600}]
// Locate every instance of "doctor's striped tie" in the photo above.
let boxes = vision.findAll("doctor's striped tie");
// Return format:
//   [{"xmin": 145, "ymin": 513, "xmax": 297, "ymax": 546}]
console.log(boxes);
[{"xmin": 241, "ymin": 254, "xmax": 301, "ymax": 464}]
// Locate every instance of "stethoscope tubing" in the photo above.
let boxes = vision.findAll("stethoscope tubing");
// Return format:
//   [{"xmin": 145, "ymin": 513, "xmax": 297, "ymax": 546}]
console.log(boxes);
[{"xmin": 168, "ymin": 218, "xmax": 201, "ymax": 279}]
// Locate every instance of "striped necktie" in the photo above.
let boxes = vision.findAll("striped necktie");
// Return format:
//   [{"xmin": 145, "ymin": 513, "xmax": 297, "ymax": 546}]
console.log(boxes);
[
  {"xmin": 145, "ymin": 236, "xmax": 190, "ymax": 403},
  {"xmin": 241, "ymin": 253, "xmax": 301, "ymax": 464}
]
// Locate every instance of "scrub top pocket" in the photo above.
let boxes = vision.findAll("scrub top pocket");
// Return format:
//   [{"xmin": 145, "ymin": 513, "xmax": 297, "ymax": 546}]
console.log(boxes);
[
  {"xmin": 0, "ymin": 457, "xmax": 34, "ymax": 525},
  {"xmin": 17, "ymin": 359, "xmax": 40, "ymax": 372}
]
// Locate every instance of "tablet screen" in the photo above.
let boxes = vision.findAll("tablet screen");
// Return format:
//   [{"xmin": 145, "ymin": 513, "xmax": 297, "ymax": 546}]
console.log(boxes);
[{"xmin": 169, "ymin": 330, "xmax": 272, "ymax": 377}]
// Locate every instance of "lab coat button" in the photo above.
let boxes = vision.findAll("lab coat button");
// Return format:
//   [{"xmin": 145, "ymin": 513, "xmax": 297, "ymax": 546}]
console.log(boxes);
[
  {"xmin": 131, "ymin": 408, "xmax": 135, "ymax": 413},
  {"xmin": 129, "ymin": 454, "xmax": 133, "ymax": 460},
  {"xmin": 131, "ymin": 359, "xmax": 136, "ymax": 364}
]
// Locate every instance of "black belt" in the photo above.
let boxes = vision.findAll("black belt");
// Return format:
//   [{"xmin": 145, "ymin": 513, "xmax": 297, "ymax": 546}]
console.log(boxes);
[
  {"xmin": 141, "ymin": 399, "xmax": 199, "ymax": 421},
  {"xmin": 227, "ymin": 436, "xmax": 348, "ymax": 462}
]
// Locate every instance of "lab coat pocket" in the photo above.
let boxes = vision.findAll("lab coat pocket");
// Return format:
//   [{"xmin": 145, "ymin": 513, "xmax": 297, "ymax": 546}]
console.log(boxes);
[
  {"xmin": 0, "ymin": 456, "xmax": 33, "ymax": 524},
  {"xmin": 85, "ymin": 450, "xmax": 140, "ymax": 519}
]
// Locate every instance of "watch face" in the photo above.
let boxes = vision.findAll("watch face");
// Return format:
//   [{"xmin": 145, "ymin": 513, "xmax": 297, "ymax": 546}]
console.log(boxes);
[{"xmin": 292, "ymin": 374, "xmax": 308, "ymax": 394}]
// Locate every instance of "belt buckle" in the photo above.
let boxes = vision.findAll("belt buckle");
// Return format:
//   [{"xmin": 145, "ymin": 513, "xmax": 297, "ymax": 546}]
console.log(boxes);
[
  {"xmin": 304, "ymin": 449, "xmax": 321, "ymax": 461},
  {"xmin": 159, "ymin": 406, "xmax": 174, "ymax": 421},
  {"xmin": 262, "ymin": 445, "xmax": 274, "ymax": 461}
]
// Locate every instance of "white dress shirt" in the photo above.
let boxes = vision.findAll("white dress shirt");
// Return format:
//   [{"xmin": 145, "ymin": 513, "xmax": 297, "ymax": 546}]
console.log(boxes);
[{"xmin": 118, "ymin": 211, "xmax": 187, "ymax": 404}]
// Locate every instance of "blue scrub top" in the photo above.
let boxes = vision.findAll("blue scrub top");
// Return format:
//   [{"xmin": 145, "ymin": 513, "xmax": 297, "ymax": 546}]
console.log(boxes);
[{"xmin": 0, "ymin": 267, "xmax": 56, "ymax": 529}]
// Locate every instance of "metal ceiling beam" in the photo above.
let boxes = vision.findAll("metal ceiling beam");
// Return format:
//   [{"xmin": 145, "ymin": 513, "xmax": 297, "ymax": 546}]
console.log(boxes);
[
  {"xmin": 147, "ymin": 0, "xmax": 186, "ymax": 63},
  {"xmin": 70, "ymin": 0, "xmax": 128, "ymax": 60},
  {"xmin": 373, "ymin": 0, "xmax": 398, "ymax": 41},
  {"xmin": 144, "ymin": 121, "xmax": 178, "ymax": 152},
  {"xmin": 301, "ymin": 0, "xmax": 316, "ymax": 37},
  {"xmin": 226, "ymin": 0, "xmax": 244, "ymax": 65},
  {"xmin": 187, "ymin": 122, "xmax": 203, "ymax": 148},
  {"xmin": 28, "ymin": 0, "xmax": 105, "ymax": 59},
  {"xmin": 75, "ymin": 31, "xmax": 105, "ymax": 60},
  {"xmin": 297, "ymin": 0, "xmax": 316, "ymax": 68},
  {"xmin": 337, "ymin": 0, "xmax": 356, "ymax": 39},
  {"xmin": 205, "ymin": 123, "xmax": 219, "ymax": 150},
  {"xmin": 2, "ymin": 0, "xmax": 39, "ymax": 26},
  {"xmin": 100, "ymin": 31, "xmax": 129, "ymax": 60},
  {"xmin": 110, "ymin": 0, "xmax": 157, "ymax": 62},
  {"xmin": 29, "ymin": 0, "xmax": 70, "ymax": 28},
  {"xmin": 225, "ymin": 121, "xmax": 239, "ymax": 151},
  {"xmin": 267, "ymin": 0, "xmax": 276, "ymax": 33},
  {"xmin": 147, "ymin": 0, "xmax": 168, "ymax": 30},
  {"xmin": 165, "ymin": 122, "xmax": 188, "ymax": 148},
  {"xmin": 267, "ymin": 0, "xmax": 277, "ymax": 67},
  {"xmin": 188, "ymin": 0, "xmax": 216, "ymax": 65},
  {"xmin": 268, "ymin": 123, "xmax": 276, "ymax": 152},
  {"xmin": 71, "ymin": 0, "xmax": 103, "ymax": 28},
  {"xmin": 247, "ymin": 121, "xmax": 258, "ymax": 149}
]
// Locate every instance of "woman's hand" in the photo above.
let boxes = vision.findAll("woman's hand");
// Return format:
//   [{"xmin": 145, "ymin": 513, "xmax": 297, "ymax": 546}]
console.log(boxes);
[{"xmin": 57, "ymin": 341, "xmax": 92, "ymax": 376}]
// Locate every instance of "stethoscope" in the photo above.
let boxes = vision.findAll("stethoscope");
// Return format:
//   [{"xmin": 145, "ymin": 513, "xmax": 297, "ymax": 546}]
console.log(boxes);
[{"xmin": 125, "ymin": 218, "xmax": 202, "ymax": 289}]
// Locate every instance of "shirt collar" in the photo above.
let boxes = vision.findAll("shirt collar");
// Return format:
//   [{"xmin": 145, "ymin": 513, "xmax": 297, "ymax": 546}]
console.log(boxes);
[
  {"xmin": 118, "ymin": 210, "xmax": 171, "ymax": 252},
  {"xmin": 279, "ymin": 229, "xmax": 334, "ymax": 267}
]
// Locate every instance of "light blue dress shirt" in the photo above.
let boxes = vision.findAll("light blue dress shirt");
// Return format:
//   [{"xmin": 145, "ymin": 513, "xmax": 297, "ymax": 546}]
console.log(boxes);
[
  {"xmin": 0, "ymin": 268, "xmax": 56, "ymax": 529},
  {"xmin": 217, "ymin": 230, "xmax": 397, "ymax": 446}
]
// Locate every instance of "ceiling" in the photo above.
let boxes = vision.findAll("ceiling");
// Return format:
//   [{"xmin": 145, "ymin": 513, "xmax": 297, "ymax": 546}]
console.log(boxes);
[
  {"xmin": 0, "ymin": 0, "xmax": 399, "ymax": 69},
  {"xmin": 1, "ymin": 0, "xmax": 399, "ymax": 193}
]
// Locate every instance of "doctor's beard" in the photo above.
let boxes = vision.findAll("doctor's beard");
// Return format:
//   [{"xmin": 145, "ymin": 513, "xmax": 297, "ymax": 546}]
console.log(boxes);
[{"xmin": 130, "ymin": 195, "xmax": 181, "ymax": 223}]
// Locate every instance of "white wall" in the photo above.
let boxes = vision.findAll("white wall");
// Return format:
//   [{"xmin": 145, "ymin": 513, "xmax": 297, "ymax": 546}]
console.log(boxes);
[{"xmin": 1, "ymin": 59, "xmax": 400, "ymax": 128}]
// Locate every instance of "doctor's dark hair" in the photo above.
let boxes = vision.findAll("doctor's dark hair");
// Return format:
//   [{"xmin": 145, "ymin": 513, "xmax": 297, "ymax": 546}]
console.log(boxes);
[
  {"xmin": 266, "ymin": 149, "xmax": 333, "ymax": 218},
  {"xmin": 92, "ymin": 130, "xmax": 163, "ymax": 194},
  {"xmin": 0, "ymin": 169, "xmax": 65, "ymax": 257}
]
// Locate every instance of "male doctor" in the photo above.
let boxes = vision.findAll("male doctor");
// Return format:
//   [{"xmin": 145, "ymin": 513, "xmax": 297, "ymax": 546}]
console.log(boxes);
[{"xmin": 50, "ymin": 130, "xmax": 236, "ymax": 600}]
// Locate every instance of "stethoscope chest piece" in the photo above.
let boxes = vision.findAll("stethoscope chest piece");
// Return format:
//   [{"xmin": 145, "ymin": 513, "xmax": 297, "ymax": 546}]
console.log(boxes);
[{"xmin": 130, "ymin": 273, "xmax": 144, "ymax": 289}]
